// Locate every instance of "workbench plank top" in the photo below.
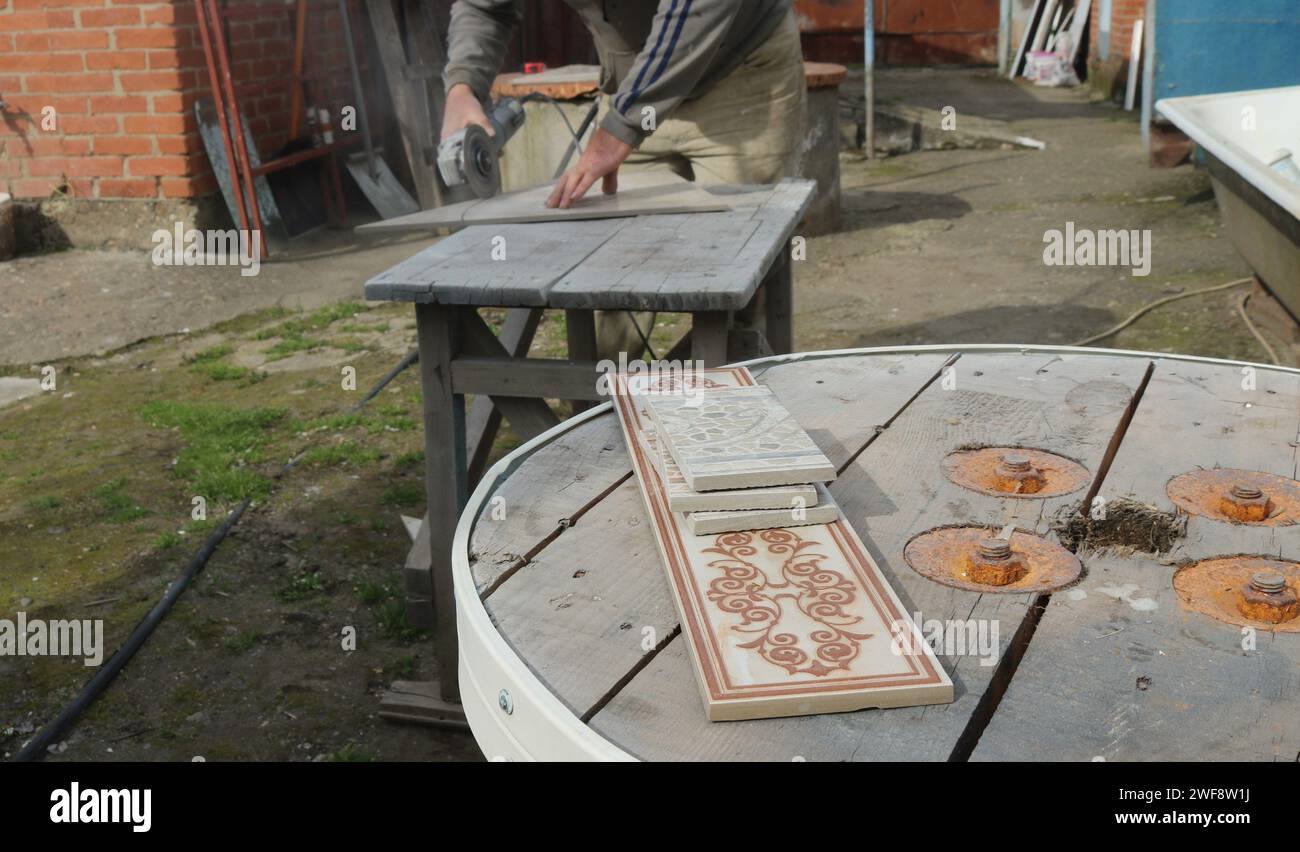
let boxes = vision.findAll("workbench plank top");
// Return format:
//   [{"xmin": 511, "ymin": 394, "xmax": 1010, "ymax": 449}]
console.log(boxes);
[{"xmin": 363, "ymin": 180, "xmax": 815, "ymax": 311}]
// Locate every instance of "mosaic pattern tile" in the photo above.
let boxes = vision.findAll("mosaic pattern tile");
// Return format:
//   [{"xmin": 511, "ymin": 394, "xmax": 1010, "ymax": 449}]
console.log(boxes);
[
  {"xmin": 637, "ymin": 427, "xmax": 820, "ymax": 513},
  {"xmin": 645, "ymin": 385, "xmax": 837, "ymax": 491},
  {"xmin": 615, "ymin": 368, "xmax": 953, "ymax": 721}
]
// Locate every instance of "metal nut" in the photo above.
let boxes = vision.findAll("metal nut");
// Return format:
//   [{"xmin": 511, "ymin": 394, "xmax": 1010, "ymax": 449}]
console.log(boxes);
[
  {"xmin": 1219, "ymin": 483, "xmax": 1271, "ymax": 523},
  {"xmin": 993, "ymin": 453, "xmax": 1047, "ymax": 494},
  {"xmin": 967, "ymin": 537, "xmax": 1028, "ymax": 586},
  {"xmin": 1237, "ymin": 571, "xmax": 1299, "ymax": 624},
  {"xmin": 497, "ymin": 688, "xmax": 514, "ymax": 715}
]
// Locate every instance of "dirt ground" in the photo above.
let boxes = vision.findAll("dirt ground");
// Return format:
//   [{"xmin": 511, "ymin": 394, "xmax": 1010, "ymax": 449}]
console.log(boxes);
[{"xmin": 0, "ymin": 70, "xmax": 1288, "ymax": 763}]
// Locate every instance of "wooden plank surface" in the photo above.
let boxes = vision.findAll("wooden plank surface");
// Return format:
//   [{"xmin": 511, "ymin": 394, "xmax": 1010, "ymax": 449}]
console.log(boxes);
[
  {"xmin": 972, "ymin": 358, "xmax": 1300, "ymax": 760},
  {"xmin": 473, "ymin": 354, "xmax": 951, "ymax": 725},
  {"xmin": 589, "ymin": 352, "xmax": 1150, "ymax": 759},
  {"xmin": 547, "ymin": 181, "xmax": 814, "ymax": 311},
  {"xmin": 364, "ymin": 181, "xmax": 813, "ymax": 312},
  {"xmin": 363, "ymin": 219, "xmax": 630, "ymax": 305},
  {"xmin": 356, "ymin": 172, "xmax": 730, "ymax": 231}
]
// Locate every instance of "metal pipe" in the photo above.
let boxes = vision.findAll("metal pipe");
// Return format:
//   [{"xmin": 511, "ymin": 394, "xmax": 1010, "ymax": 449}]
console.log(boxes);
[
  {"xmin": 206, "ymin": 0, "xmax": 267, "ymax": 257},
  {"xmin": 337, "ymin": 0, "xmax": 378, "ymax": 181},
  {"xmin": 193, "ymin": 0, "xmax": 251, "ymax": 235},
  {"xmin": 864, "ymin": 0, "xmax": 875, "ymax": 159},
  {"xmin": 1141, "ymin": 0, "xmax": 1156, "ymax": 149}
]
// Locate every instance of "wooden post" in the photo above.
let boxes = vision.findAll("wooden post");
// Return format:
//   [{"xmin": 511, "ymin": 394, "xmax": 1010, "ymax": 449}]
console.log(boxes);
[
  {"xmin": 415, "ymin": 303, "xmax": 467, "ymax": 705},
  {"xmin": 762, "ymin": 250, "xmax": 794, "ymax": 355},
  {"xmin": 692, "ymin": 311, "xmax": 730, "ymax": 367},
  {"xmin": 565, "ymin": 309, "xmax": 598, "ymax": 414}
]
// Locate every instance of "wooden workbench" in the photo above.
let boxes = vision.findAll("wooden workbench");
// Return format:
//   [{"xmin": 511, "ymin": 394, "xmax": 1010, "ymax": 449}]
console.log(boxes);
[
  {"xmin": 364, "ymin": 180, "xmax": 814, "ymax": 720},
  {"xmin": 452, "ymin": 345, "xmax": 1300, "ymax": 760}
]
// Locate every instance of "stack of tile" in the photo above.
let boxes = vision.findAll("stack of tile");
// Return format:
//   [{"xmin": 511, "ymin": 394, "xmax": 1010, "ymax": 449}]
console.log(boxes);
[{"xmin": 639, "ymin": 384, "xmax": 839, "ymax": 535}]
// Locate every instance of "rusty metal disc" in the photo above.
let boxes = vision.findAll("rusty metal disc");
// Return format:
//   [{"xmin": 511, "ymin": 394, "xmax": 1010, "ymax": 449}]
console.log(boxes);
[
  {"xmin": 941, "ymin": 446, "xmax": 1090, "ymax": 498},
  {"xmin": 904, "ymin": 525, "xmax": 1083, "ymax": 593},
  {"xmin": 1173, "ymin": 556, "xmax": 1300, "ymax": 632},
  {"xmin": 1166, "ymin": 468, "xmax": 1300, "ymax": 526}
]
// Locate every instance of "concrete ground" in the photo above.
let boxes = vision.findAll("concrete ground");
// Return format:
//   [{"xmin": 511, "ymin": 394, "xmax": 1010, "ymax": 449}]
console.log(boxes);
[
  {"xmin": 0, "ymin": 69, "xmax": 1290, "ymax": 763},
  {"xmin": 806, "ymin": 68, "xmax": 1269, "ymax": 361}
]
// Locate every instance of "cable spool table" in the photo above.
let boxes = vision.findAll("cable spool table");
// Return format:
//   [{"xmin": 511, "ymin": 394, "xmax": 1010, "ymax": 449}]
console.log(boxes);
[{"xmin": 453, "ymin": 345, "xmax": 1300, "ymax": 761}]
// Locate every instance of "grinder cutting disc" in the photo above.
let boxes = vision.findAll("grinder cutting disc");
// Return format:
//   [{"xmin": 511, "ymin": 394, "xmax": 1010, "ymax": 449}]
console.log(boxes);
[{"xmin": 460, "ymin": 123, "xmax": 501, "ymax": 199}]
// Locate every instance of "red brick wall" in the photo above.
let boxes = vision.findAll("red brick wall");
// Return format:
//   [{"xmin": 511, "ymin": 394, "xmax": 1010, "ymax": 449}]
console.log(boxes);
[
  {"xmin": 0, "ymin": 0, "xmax": 372, "ymax": 202},
  {"xmin": 1091, "ymin": 0, "xmax": 1146, "ymax": 65}
]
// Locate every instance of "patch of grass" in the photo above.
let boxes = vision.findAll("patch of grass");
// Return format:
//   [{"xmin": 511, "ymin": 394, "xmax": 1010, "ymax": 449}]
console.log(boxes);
[
  {"xmin": 95, "ymin": 477, "xmax": 150, "ymax": 523},
  {"xmin": 387, "ymin": 655, "xmax": 417, "ymax": 679},
  {"xmin": 300, "ymin": 440, "xmax": 381, "ymax": 467},
  {"xmin": 377, "ymin": 597, "xmax": 423, "ymax": 641},
  {"xmin": 213, "ymin": 306, "xmax": 289, "ymax": 335},
  {"xmin": 25, "ymin": 495, "xmax": 61, "ymax": 511},
  {"xmin": 264, "ymin": 331, "xmax": 327, "ymax": 361},
  {"xmin": 255, "ymin": 301, "xmax": 369, "ymax": 341},
  {"xmin": 190, "ymin": 360, "xmax": 261, "ymax": 383},
  {"xmin": 329, "ymin": 744, "xmax": 376, "ymax": 762},
  {"xmin": 354, "ymin": 578, "xmax": 388, "ymax": 606},
  {"xmin": 379, "ymin": 482, "xmax": 423, "ymax": 507},
  {"xmin": 339, "ymin": 322, "xmax": 389, "ymax": 334},
  {"xmin": 223, "ymin": 631, "xmax": 259, "ymax": 653},
  {"xmin": 154, "ymin": 530, "xmax": 182, "ymax": 550},
  {"xmin": 292, "ymin": 413, "xmax": 365, "ymax": 433},
  {"xmin": 140, "ymin": 400, "xmax": 287, "ymax": 502},
  {"xmin": 355, "ymin": 580, "xmax": 423, "ymax": 641},
  {"xmin": 277, "ymin": 570, "xmax": 325, "ymax": 602},
  {"xmin": 392, "ymin": 450, "xmax": 424, "ymax": 471},
  {"xmin": 371, "ymin": 403, "xmax": 416, "ymax": 434},
  {"xmin": 184, "ymin": 345, "xmax": 234, "ymax": 364}
]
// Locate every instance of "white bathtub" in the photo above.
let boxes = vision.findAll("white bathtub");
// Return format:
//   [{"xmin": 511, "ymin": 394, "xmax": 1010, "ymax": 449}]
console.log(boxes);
[{"xmin": 1157, "ymin": 86, "xmax": 1300, "ymax": 319}]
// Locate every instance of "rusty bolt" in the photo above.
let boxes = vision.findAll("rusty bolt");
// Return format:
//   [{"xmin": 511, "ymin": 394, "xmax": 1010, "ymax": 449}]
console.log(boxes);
[
  {"xmin": 1219, "ymin": 482, "xmax": 1271, "ymax": 523},
  {"xmin": 993, "ymin": 453, "xmax": 1046, "ymax": 494},
  {"xmin": 1237, "ymin": 571, "xmax": 1299, "ymax": 624},
  {"xmin": 967, "ymin": 537, "xmax": 1028, "ymax": 586}
]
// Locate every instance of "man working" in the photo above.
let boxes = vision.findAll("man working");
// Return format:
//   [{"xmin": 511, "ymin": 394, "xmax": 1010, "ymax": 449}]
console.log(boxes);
[{"xmin": 441, "ymin": 0, "xmax": 806, "ymax": 351}]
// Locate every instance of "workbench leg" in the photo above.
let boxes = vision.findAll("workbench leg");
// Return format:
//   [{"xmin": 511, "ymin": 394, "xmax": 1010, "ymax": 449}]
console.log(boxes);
[
  {"xmin": 692, "ymin": 311, "xmax": 731, "ymax": 367},
  {"xmin": 565, "ymin": 309, "xmax": 597, "ymax": 414},
  {"xmin": 762, "ymin": 249, "xmax": 794, "ymax": 355},
  {"xmin": 415, "ymin": 303, "xmax": 467, "ymax": 708}
]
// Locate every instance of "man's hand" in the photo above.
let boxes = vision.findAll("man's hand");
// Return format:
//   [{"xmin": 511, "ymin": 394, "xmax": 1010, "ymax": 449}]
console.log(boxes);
[
  {"xmin": 546, "ymin": 128, "xmax": 632, "ymax": 209},
  {"xmin": 442, "ymin": 83, "xmax": 492, "ymax": 141}
]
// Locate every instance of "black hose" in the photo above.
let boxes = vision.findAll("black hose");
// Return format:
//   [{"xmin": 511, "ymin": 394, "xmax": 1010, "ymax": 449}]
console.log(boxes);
[
  {"xmin": 349, "ymin": 348, "xmax": 419, "ymax": 413},
  {"xmin": 14, "ymin": 499, "xmax": 250, "ymax": 762}
]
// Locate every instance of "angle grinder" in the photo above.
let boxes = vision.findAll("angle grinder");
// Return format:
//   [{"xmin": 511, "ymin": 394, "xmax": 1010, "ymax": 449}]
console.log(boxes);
[{"xmin": 436, "ymin": 96, "xmax": 526, "ymax": 199}]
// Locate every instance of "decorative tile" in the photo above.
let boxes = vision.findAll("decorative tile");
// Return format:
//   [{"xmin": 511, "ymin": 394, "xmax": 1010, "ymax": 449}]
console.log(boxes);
[
  {"xmin": 615, "ymin": 368, "xmax": 953, "ymax": 721},
  {"xmin": 645, "ymin": 385, "xmax": 837, "ymax": 491},
  {"xmin": 637, "ymin": 427, "xmax": 820, "ymax": 513},
  {"xmin": 685, "ymin": 484, "xmax": 840, "ymax": 535}
]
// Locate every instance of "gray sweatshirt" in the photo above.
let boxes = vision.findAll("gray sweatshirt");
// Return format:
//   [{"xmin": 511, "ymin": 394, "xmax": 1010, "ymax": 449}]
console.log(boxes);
[{"xmin": 444, "ymin": 0, "xmax": 791, "ymax": 147}]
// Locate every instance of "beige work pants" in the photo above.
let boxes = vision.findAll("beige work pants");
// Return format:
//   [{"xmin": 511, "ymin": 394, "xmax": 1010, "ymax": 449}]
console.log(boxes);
[{"xmin": 594, "ymin": 8, "xmax": 807, "ymax": 359}]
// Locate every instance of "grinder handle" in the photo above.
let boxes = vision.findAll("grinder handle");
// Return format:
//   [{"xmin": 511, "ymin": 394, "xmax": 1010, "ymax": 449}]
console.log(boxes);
[{"xmin": 487, "ymin": 97, "xmax": 526, "ymax": 154}]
